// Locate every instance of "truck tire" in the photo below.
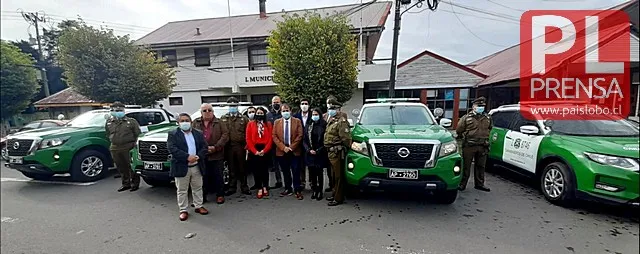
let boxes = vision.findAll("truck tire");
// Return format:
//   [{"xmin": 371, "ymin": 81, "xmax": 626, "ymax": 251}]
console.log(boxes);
[
  {"xmin": 540, "ymin": 162, "xmax": 575, "ymax": 206},
  {"xmin": 70, "ymin": 149, "xmax": 109, "ymax": 182},
  {"xmin": 434, "ymin": 189, "xmax": 458, "ymax": 204},
  {"xmin": 142, "ymin": 177, "xmax": 173, "ymax": 188},
  {"xmin": 21, "ymin": 172, "xmax": 54, "ymax": 181},
  {"xmin": 345, "ymin": 185, "xmax": 362, "ymax": 199}
]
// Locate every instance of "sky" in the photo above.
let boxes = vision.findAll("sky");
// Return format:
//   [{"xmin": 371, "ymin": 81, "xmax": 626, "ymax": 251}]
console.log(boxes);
[{"xmin": 0, "ymin": 0, "xmax": 629, "ymax": 64}]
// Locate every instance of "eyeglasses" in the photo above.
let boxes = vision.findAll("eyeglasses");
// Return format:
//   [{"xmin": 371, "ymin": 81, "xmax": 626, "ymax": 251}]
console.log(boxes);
[{"xmin": 201, "ymin": 109, "xmax": 212, "ymax": 112}]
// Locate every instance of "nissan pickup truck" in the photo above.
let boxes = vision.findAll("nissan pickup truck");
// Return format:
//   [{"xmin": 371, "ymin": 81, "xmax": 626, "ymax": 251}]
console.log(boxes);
[
  {"xmin": 5, "ymin": 108, "xmax": 176, "ymax": 182},
  {"xmin": 346, "ymin": 98, "xmax": 462, "ymax": 204}
]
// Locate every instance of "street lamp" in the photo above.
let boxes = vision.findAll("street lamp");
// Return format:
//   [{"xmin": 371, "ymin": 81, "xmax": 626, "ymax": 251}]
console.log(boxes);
[{"xmin": 388, "ymin": 0, "xmax": 439, "ymax": 98}]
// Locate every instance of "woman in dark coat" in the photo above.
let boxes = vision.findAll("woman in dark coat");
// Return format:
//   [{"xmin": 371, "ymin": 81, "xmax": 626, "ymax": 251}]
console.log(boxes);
[{"xmin": 303, "ymin": 108, "xmax": 328, "ymax": 201}]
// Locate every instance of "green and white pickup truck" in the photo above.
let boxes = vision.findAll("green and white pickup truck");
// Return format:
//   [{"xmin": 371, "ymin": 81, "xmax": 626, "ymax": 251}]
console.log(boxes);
[
  {"xmin": 5, "ymin": 108, "xmax": 176, "ymax": 182},
  {"xmin": 487, "ymin": 104, "xmax": 639, "ymax": 207},
  {"xmin": 345, "ymin": 98, "xmax": 462, "ymax": 204}
]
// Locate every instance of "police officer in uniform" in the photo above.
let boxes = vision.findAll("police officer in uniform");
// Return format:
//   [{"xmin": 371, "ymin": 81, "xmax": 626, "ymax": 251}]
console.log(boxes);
[
  {"xmin": 221, "ymin": 97, "xmax": 251, "ymax": 195},
  {"xmin": 322, "ymin": 95, "xmax": 348, "ymax": 193},
  {"xmin": 456, "ymin": 97, "xmax": 492, "ymax": 192},
  {"xmin": 324, "ymin": 98, "xmax": 352, "ymax": 206},
  {"xmin": 105, "ymin": 101, "xmax": 142, "ymax": 192}
]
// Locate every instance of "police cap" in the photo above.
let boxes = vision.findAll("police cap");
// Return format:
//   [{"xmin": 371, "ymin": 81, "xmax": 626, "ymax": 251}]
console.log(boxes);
[
  {"xmin": 327, "ymin": 98, "xmax": 342, "ymax": 109},
  {"xmin": 111, "ymin": 101, "xmax": 125, "ymax": 109},
  {"xmin": 226, "ymin": 97, "xmax": 239, "ymax": 105},
  {"xmin": 472, "ymin": 97, "xmax": 486, "ymax": 106}
]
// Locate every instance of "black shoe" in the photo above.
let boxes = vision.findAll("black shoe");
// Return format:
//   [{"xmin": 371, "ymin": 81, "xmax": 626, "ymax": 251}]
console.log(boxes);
[
  {"xmin": 328, "ymin": 200, "xmax": 343, "ymax": 206},
  {"xmin": 225, "ymin": 190, "xmax": 237, "ymax": 196},
  {"xmin": 325, "ymin": 187, "xmax": 332, "ymax": 192},
  {"xmin": 311, "ymin": 192, "xmax": 318, "ymax": 200},
  {"xmin": 458, "ymin": 185, "xmax": 466, "ymax": 191},
  {"xmin": 250, "ymin": 185, "xmax": 260, "ymax": 190},
  {"xmin": 129, "ymin": 186, "xmax": 139, "ymax": 192},
  {"xmin": 316, "ymin": 192, "xmax": 323, "ymax": 201},
  {"xmin": 326, "ymin": 196, "xmax": 334, "ymax": 201},
  {"xmin": 475, "ymin": 186, "xmax": 491, "ymax": 192},
  {"xmin": 280, "ymin": 189, "xmax": 293, "ymax": 197},
  {"xmin": 117, "ymin": 186, "xmax": 130, "ymax": 192},
  {"xmin": 270, "ymin": 182, "xmax": 283, "ymax": 189}
]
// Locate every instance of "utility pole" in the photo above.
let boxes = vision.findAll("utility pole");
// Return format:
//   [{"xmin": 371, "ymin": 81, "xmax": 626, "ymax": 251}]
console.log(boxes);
[
  {"xmin": 22, "ymin": 12, "xmax": 50, "ymax": 97},
  {"xmin": 388, "ymin": 0, "xmax": 403, "ymax": 98}
]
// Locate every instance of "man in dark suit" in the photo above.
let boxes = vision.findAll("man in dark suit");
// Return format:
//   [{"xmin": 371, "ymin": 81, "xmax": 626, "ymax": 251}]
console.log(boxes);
[
  {"xmin": 272, "ymin": 104, "xmax": 305, "ymax": 200},
  {"xmin": 293, "ymin": 98, "xmax": 312, "ymax": 190},
  {"xmin": 168, "ymin": 113, "xmax": 210, "ymax": 221}
]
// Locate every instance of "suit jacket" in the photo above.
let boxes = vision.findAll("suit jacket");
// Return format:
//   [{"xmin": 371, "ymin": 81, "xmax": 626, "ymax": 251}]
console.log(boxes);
[
  {"xmin": 293, "ymin": 111, "xmax": 313, "ymax": 130},
  {"xmin": 167, "ymin": 128, "xmax": 208, "ymax": 177},
  {"xmin": 272, "ymin": 117, "xmax": 304, "ymax": 156},
  {"xmin": 192, "ymin": 116, "xmax": 229, "ymax": 161}
]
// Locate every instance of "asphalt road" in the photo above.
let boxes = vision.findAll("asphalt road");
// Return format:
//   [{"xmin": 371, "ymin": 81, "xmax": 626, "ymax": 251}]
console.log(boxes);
[{"xmin": 1, "ymin": 165, "xmax": 638, "ymax": 254}]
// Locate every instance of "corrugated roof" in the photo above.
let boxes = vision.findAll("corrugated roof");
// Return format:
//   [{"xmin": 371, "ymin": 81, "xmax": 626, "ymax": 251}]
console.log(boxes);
[
  {"xmin": 135, "ymin": 1, "xmax": 392, "ymax": 47},
  {"xmin": 34, "ymin": 88, "xmax": 98, "ymax": 106},
  {"xmin": 471, "ymin": 0, "xmax": 638, "ymax": 86}
]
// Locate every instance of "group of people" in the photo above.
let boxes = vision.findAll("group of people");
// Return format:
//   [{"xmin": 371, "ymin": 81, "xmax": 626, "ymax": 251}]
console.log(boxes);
[{"xmin": 106, "ymin": 95, "xmax": 353, "ymax": 221}]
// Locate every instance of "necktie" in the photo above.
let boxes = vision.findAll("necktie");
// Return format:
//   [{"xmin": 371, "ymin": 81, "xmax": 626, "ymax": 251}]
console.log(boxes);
[
  {"xmin": 284, "ymin": 120, "xmax": 290, "ymax": 146},
  {"xmin": 258, "ymin": 121, "xmax": 263, "ymax": 138}
]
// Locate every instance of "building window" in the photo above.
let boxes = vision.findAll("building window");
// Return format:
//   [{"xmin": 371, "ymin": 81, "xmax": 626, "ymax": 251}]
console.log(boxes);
[
  {"xmin": 161, "ymin": 50, "xmax": 177, "ymax": 67},
  {"xmin": 201, "ymin": 95, "xmax": 248, "ymax": 103},
  {"xmin": 248, "ymin": 45, "xmax": 270, "ymax": 70},
  {"xmin": 251, "ymin": 94, "xmax": 278, "ymax": 106},
  {"xmin": 426, "ymin": 89, "xmax": 456, "ymax": 119},
  {"xmin": 169, "ymin": 97, "xmax": 183, "ymax": 106},
  {"xmin": 458, "ymin": 88, "xmax": 475, "ymax": 117},
  {"xmin": 194, "ymin": 48, "xmax": 211, "ymax": 67}
]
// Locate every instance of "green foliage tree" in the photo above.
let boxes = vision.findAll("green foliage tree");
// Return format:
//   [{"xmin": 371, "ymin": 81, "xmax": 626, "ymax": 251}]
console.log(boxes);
[
  {"xmin": 267, "ymin": 12, "xmax": 358, "ymax": 109},
  {"xmin": 0, "ymin": 41, "xmax": 39, "ymax": 120},
  {"xmin": 58, "ymin": 21, "xmax": 176, "ymax": 106}
]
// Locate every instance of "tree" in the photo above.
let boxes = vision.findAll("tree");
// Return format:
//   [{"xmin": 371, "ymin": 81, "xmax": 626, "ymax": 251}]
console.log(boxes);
[
  {"xmin": 0, "ymin": 41, "xmax": 40, "ymax": 120},
  {"xmin": 58, "ymin": 22, "xmax": 176, "ymax": 106},
  {"xmin": 267, "ymin": 12, "xmax": 358, "ymax": 108}
]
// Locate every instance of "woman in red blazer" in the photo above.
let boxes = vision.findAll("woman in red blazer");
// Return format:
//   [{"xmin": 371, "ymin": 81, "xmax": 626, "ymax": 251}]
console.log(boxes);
[{"xmin": 246, "ymin": 107, "xmax": 273, "ymax": 198}]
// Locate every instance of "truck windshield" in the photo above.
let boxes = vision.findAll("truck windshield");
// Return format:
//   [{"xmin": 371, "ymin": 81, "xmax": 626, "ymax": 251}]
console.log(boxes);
[
  {"xmin": 359, "ymin": 105, "xmax": 435, "ymax": 125},
  {"xmin": 66, "ymin": 111, "xmax": 109, "ymax": 127},
  {"xmin": 550, "ymin": 119, "xmax": 639, "ymax": 137}
]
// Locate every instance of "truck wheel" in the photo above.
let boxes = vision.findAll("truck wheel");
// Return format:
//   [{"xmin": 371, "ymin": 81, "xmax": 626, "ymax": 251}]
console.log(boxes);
[
  {"xmin": 70, "ymin": 149, "xmax": 109, "ymax": 182},
  {"xmin": 21, "ymin": 172, "xmax": 54, "ymax": 181},
  {"xmin": 142, "ymin": 177, "xmax": 173, "ymax": 187},
  {"xmin": 541, "ymin": 162, "xmax": 575, "ymax": 206},
  {"xmin": 434, "ymin": 189, "xmax": 458, "ymax": 204}
]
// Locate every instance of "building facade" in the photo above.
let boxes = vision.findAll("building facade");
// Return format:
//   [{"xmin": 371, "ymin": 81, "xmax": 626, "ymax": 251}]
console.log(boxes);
[{"xmin": 135, "ymin": 1, "xmax": 393, "ymax": 116}]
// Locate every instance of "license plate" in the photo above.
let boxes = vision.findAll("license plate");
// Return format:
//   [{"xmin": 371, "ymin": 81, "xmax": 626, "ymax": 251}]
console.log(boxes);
[
  {"xmin": 143, "ymin": 162, "xmax": 163, "ymax": 170},
  {"xmin": 9, "ymin": 156, "xmax": 23, "ymax": 164},
  {"xmin": 389, "ymin": 169, "xmax": 419, "ymax": 180}
]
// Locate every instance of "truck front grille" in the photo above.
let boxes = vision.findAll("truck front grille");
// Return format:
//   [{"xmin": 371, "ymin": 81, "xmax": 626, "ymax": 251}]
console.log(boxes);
[
  {"xmin": 373, "ymin": 143, "xmax": 435, "ymax": 169},
  {"xmin": 7, "ymin": 139, "xmax": 34, "ymax": 156},
  {"xmin": 138, "ymin": 141, "xmax": 170, "ymax": 162}
]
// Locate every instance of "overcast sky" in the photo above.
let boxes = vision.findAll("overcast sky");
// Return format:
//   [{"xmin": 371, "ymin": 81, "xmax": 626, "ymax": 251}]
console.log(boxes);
[{"xmin": 0, "ymin": 0, "xmax": 628, "ymax": 64}]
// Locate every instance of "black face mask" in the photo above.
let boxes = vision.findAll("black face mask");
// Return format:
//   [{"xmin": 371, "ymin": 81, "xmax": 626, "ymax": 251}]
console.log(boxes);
[
  {"xmin": 272, "ymin": 103, "xmax": 280, "ymax": 111},
  {"xmin": 255, "ymin": 114, "xmax": 266, "ymax": 121}
]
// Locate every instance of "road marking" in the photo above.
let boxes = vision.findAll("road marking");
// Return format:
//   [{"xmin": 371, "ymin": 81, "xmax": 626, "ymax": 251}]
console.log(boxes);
[
  {"xmin": 0, "ymin": 177, "xmax": 96, "ymax": 186},
  {"xmin": 1, "ymin": 217, "xmax": 19, "ymax": 223}
]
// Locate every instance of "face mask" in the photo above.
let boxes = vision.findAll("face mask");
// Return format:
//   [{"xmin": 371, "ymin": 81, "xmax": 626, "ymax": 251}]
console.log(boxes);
[
  {"xmin": 328, "ymin": 109, "xmax": 337, "ymax": 117},
  {"xmin": 272, "ymin": 103, "xmax": 280, "ymax": 111},
  {"xmin": 475, "ymin": 106, "xmax": 485, "ymax": 114},
  {"xmin": 312, "ymin": 115, "xmax": 320, "ymax": 122},
  {"xmin": 179, "ymin": 122, "xmax": 191, "ymax": 131},
  {"xmin": 248, "ymin": 113, "xmax": 255, "ymax": 120},
  {"xmin": 228, "ymin": 107, "xmax": 238, "ymax": 114},
  {"xmin": 300, "ymin": 105, "xmax": 309, "ymax": 112},
  {"xmin": 282, "ymin": 112, "xmax": 291, "ymax": 119},
  {"xmin": 111, "ymin": 111, "xmax": 125, "ymax": 119},
  {"xmin": 255, "ymin": 114, "xmax": 265, "ymax": 121}
]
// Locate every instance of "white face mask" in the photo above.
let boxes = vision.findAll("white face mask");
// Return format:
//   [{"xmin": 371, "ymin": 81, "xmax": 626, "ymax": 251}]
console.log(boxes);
[{"xmin": 300, "ymin": 105, "xmax": 309, "ymax": 112}]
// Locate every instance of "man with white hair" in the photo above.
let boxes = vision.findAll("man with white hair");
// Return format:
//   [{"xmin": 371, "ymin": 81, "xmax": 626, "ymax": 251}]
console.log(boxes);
[
  {"xmin": 266, "ymin": 95, "xmax": 284, "ymax": 189},
  {"xmin": 192, "ymin": 103, "xmax": 229, "ymax": 204}
]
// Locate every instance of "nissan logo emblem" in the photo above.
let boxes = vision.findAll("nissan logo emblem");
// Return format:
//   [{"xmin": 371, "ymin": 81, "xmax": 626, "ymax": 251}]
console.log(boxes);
[
  {"xmin": 12, "ymin": 142, "xmax": 20, "ymax": 150},
  {"xmin": 150, "ymin": 144, "xmax": 158, "ymax": 153},
  {"xmin": 397, "ymin": 147, "xmax": 410, "ymax": 158}
]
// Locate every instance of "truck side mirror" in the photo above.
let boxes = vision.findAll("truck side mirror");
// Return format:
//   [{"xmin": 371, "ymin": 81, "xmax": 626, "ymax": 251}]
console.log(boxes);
[
  {"xmin": 433, "ymin": 108, "xmax": 444, "ymax": 118},
  {"xmin": 351, "ymin": 109, "xmax": 360, "ymax": 118}
]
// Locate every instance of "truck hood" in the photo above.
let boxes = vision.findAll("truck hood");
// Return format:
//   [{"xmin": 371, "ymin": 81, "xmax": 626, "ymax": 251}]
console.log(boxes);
[
  {"xmin": 556, "ymin": 135, "xmax": 640, "ymax": 158},
  {"xmin": 139, "ymin": 126, "xmax": 174, "ymax": 142},
  {"xmin": 7, "ymin": 126, "xmax": 100, "ymax": 139},
  {"xmin": 352, "ymin": 124, "xmax": 454, "ymax": 142}
]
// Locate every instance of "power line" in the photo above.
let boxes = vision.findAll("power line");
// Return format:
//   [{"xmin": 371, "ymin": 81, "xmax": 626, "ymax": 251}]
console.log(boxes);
[
  {"xmin": 19, "ymin": 11, "xmax": 50, "ymax": 96},
  {"xmin": 485, "ymin": 0, "xmax": 526, "ymax": 12},
  {"xmin": 449, "ymin": 0, "xmax": 509, "ymax": 47},
  {"xmin": 1, "ymin": 11, "xmax": 153, "ymax": 31}
]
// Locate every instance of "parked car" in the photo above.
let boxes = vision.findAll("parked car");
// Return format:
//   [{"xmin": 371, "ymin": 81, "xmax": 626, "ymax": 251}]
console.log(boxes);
[
  {"xmin": 1, "ymin": 120, "xmax": 68, "ymax": 161},
  {"xmin": 487, "ymin": 104, "xmax": 639, "ymax": 207},
  {"xmin": 346, "ymin": 98, "xmax": 461, "ymax": 204},
  {"xmin": 4, "ymin": 108, "xmax": 176, "ymax": 182},
  {"xmin": 131, "ymin": 103, "xmax": 267, "ymax": 187}
]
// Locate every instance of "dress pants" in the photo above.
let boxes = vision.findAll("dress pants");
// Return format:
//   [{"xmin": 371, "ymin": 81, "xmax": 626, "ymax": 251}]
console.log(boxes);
[
  {"xmin": 278, "ymin": 153, "xmax": 301, "ymax": 192},
  {"xmin": 175, "ymin": 165, "xmax": 204, "ymax": 212},
  {"xmin": 249, "ymin": 144, "xmax": 270, "ymax": 188},
  {"xmin": 309, "ymin": 166, "xmax": 324, "ymax": 192},
  {"xmin": 227, "ymin": 143, "xmax": 249, "ymax": 192},
  {"xmin": 204, "ymin": 160, "xmax": 224, "ymax": 198},
  {"xmin": 110, "ymin": 148, "xmax": 140, "ymax": 188}
]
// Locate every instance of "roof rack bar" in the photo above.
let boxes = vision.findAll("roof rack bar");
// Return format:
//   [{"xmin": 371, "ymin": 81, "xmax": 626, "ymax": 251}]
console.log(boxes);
[{"xmin": 364, "ymin": 98, "xmax": 421, "ymax": 103}]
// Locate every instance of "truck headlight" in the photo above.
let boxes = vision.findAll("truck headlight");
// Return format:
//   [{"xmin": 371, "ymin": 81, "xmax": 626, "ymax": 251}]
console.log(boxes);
[
  {"xmin": 350, "ymin": 141, "xmax": 369, "ymax": 155},
  {"xmin": 438, "ymin": 141, "xmax": 457, "ymax": 157},
  {"xmin": 584, "ymin": 152, "xmax": 639, "ymax": 172},
  {"xmin": 40, "ymin": 136, "xmax": 70, "ymax": 149}
]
